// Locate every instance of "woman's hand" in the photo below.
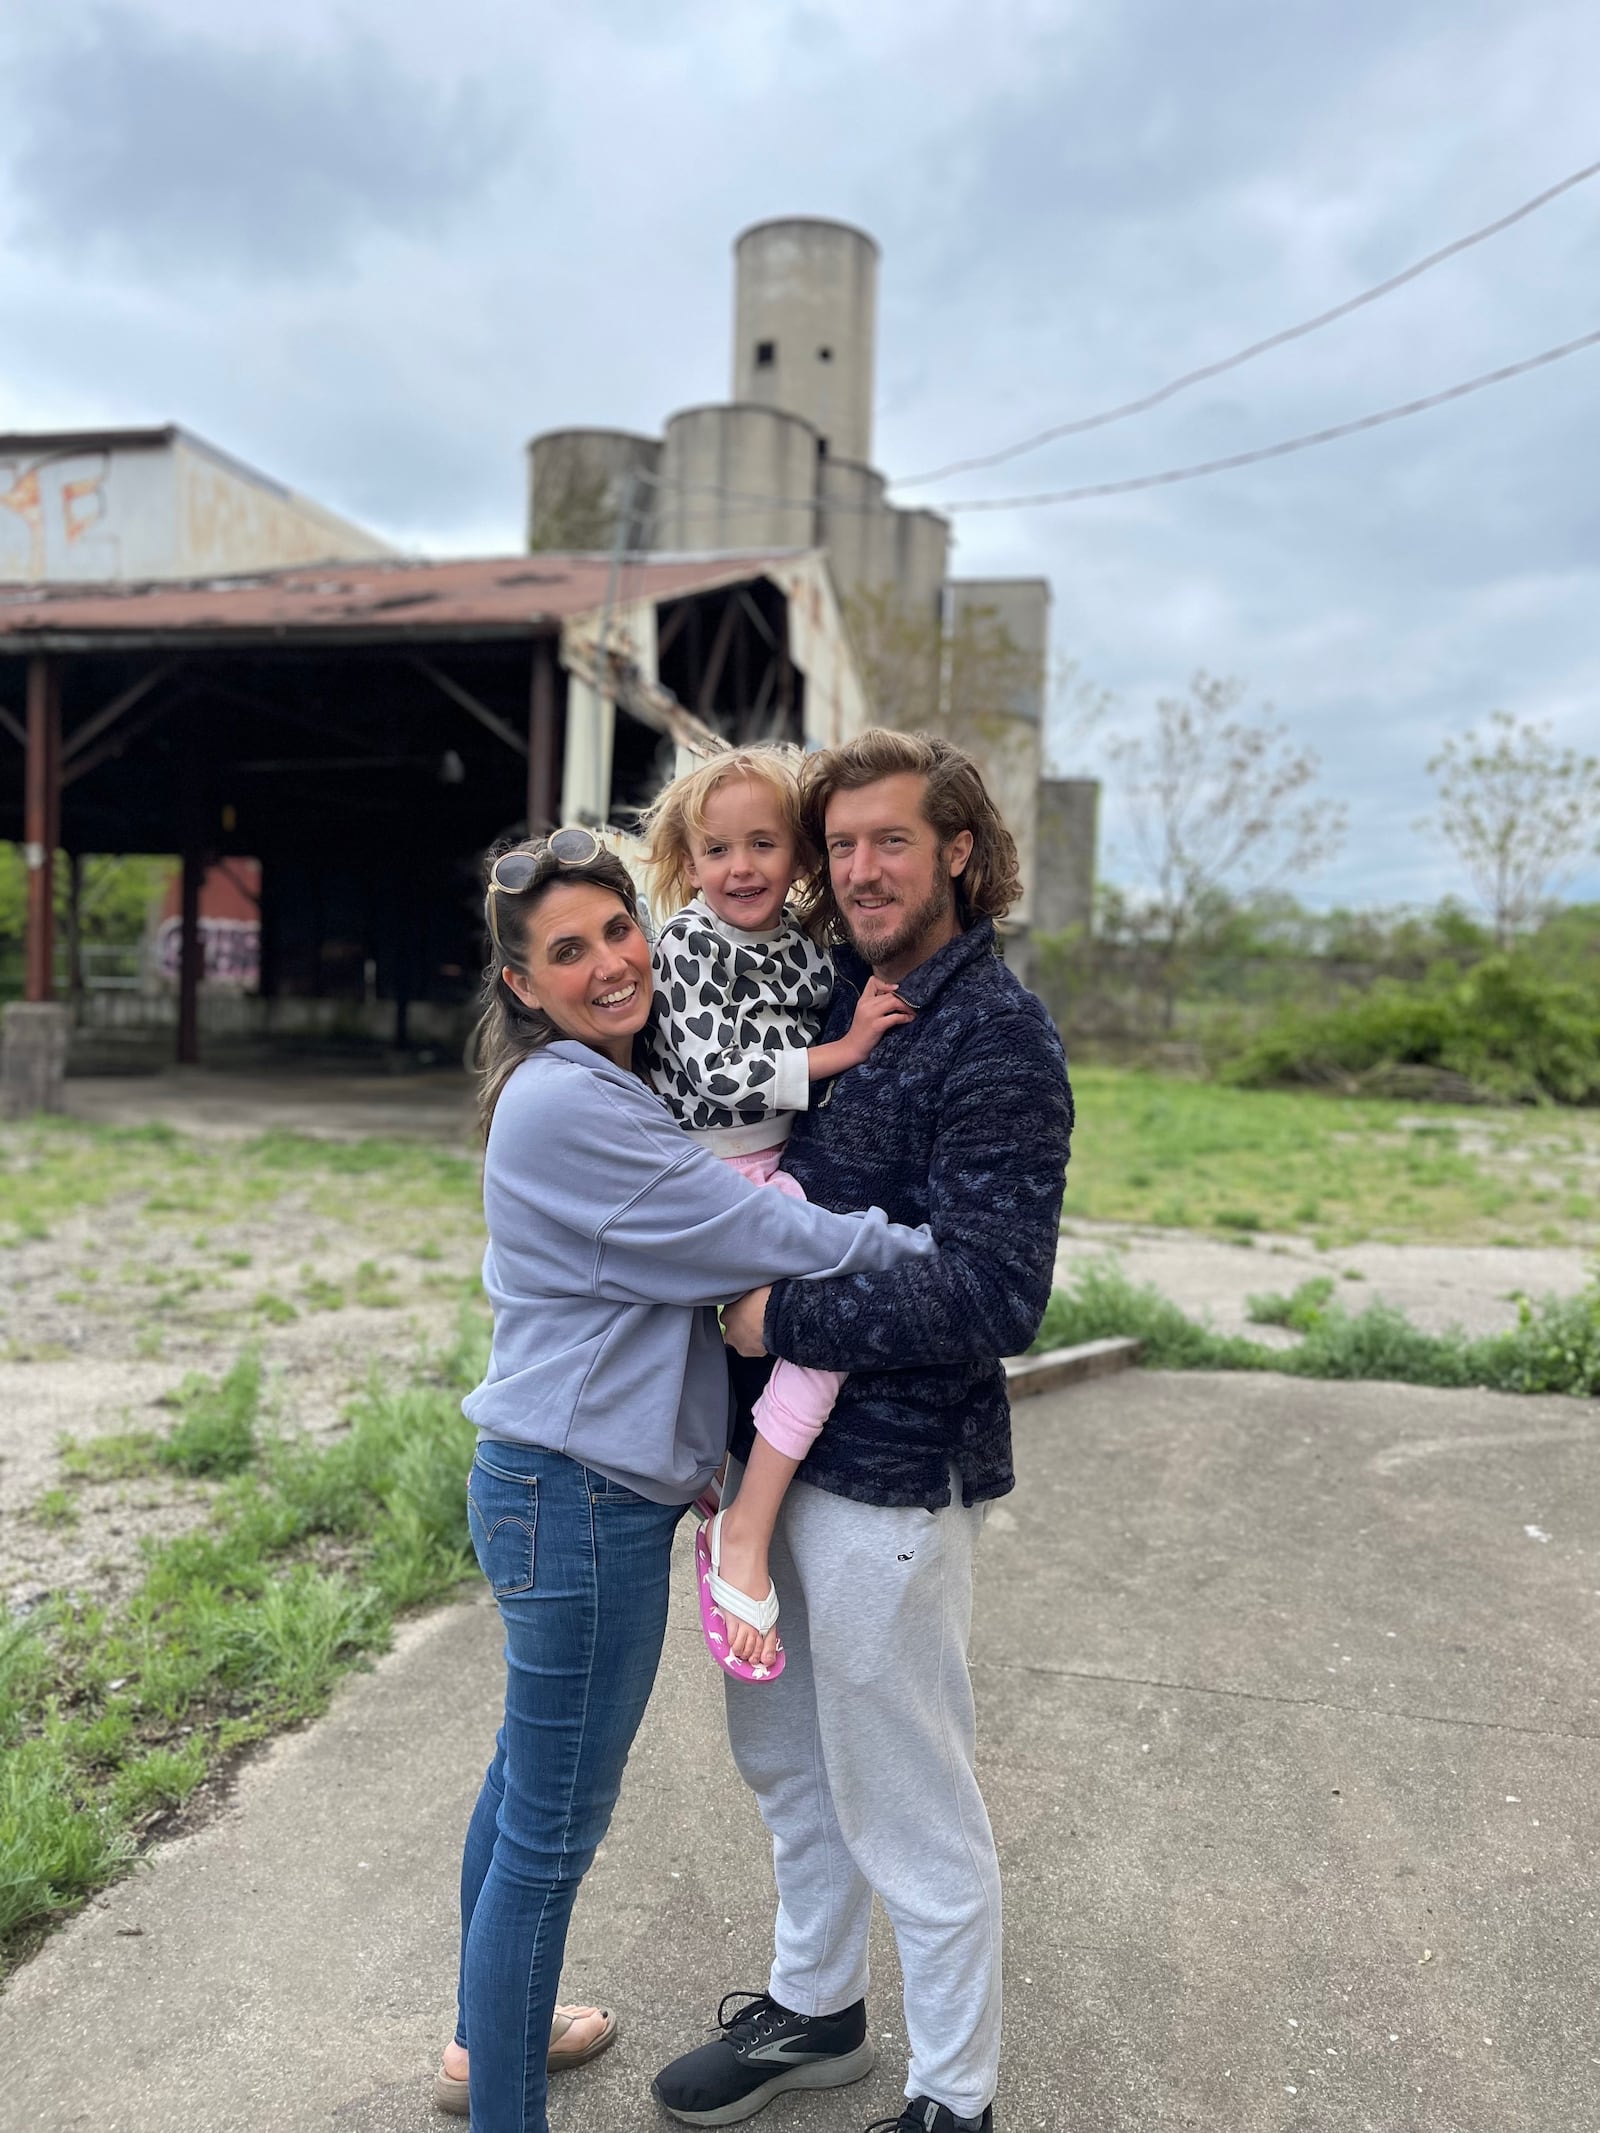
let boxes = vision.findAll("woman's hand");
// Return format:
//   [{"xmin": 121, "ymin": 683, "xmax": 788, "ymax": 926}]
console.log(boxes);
[{"xmin": 721, "ymin": 1286, "xmax": 772, "ymax": 1356}]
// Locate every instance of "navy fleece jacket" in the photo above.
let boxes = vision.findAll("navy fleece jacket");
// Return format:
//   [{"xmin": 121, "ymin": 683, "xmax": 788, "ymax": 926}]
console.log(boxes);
[
  {"xmin": 738, "ymin": 918, "xmax": 1073, "ymax": 1510},
  {"xmin": 466, "ymin": 1043, "xmax": 934, "ymax": 1505}
]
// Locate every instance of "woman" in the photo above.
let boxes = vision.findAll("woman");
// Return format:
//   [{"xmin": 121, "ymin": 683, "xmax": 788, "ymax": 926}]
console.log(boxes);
[{"xmin": 442, "ymin": 827, "xmax": 934, "ymax": 2133}]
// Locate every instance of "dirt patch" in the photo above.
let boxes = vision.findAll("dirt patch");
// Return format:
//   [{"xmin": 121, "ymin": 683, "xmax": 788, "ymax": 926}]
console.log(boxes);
[{"xmin": 0, "ymin": 1117, "xmax": 486, "ymax": 1617}]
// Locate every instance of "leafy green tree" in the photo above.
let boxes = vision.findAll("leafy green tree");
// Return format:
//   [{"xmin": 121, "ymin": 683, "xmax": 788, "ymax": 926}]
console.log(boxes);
[{"xmin": 1425, "ymin": 710, "xmax": 1600, "ymax": 947}]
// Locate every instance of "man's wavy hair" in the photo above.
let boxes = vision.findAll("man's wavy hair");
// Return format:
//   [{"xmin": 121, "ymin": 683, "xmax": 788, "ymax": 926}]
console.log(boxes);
[{"xmin": 793, "ymin": 728, "xmax": 1022, "ymax": 940}]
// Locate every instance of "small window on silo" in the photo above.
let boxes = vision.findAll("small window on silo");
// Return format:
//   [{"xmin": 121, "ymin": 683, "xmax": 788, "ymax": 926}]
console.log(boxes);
[
  {"xmin": 817, "ymin": 346, "xmax": 834, "ymax": 362},
  {"xmin": 755, "ymin": 340, "xmax": 776, "ymax": 368}
]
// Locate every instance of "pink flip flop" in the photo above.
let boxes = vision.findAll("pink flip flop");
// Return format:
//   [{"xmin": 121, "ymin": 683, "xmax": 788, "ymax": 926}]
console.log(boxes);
[{"xmin": 695, "ymin": 1512, "xmax": 785, "ymax": 1683}]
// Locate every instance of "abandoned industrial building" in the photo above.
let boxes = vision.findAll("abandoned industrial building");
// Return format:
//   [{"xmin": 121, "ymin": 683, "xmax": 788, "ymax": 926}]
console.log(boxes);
[{"xmin": 0, "ymin": 217, "xmax": 1097, "ymax": 1109}]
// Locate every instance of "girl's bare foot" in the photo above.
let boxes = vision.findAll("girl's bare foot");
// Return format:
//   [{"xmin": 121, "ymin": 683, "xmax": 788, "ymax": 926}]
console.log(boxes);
[{"xmin": 713, "ymin": 1513, "xmax": 782, "ymax": 1670}]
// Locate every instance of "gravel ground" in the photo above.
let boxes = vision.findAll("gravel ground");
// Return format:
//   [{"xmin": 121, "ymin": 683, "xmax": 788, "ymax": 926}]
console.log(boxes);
[{"xmin": 0, "ymin": 1075, "xmax": 485, "ymax": 1617}]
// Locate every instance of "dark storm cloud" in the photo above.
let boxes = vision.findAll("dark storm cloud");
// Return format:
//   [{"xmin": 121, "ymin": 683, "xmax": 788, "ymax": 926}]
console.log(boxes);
[{"xmin": 2, "ymin": 8, "xmax": 518, "ymax": 277}]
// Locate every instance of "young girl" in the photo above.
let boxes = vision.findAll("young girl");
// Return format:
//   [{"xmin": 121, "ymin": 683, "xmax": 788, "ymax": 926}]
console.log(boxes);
[{"xmin": 641, "ymin": 746, "xmax": 912, "ymax": 1680}]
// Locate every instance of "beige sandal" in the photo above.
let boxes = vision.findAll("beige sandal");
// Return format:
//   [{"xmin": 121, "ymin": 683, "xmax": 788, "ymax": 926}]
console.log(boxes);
[{"xmin": 434, "ymin": 2005, "xmax": 619, "ymax": 2114}]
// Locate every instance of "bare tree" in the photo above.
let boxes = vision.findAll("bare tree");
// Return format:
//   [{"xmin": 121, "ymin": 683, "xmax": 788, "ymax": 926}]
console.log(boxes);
[
  {"xmin": 1109, "ymin": 671, "xmax": 1345, "ymax": 1024},
  {"xmin": 843, "ymin": 585, "xmax": 1040, "ymax": 748},
  {"xmin": 1425, "ymin": 709, "xmax": 1600, "ymax": 947},
  {"xmin": 528, "ymin": 464, "xmax": 615, "ymax": 552}
]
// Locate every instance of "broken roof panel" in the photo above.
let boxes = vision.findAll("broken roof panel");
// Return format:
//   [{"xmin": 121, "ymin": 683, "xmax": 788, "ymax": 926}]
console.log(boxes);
[{"xmin": 0, "ymin": 551, "xmax": 807, "ymax": 651}]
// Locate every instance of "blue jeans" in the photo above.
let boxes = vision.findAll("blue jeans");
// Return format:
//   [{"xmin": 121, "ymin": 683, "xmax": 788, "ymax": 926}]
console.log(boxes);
[{"xmin": 456, "ymin": 1442, "xmax": 684, "ymax": 2133}]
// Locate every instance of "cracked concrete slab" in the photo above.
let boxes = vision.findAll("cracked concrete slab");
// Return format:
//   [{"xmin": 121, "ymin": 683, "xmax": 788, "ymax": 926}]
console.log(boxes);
[{"xmin": 1, "ymin": 1370, "xmax": 1595, "ymax": 2133}]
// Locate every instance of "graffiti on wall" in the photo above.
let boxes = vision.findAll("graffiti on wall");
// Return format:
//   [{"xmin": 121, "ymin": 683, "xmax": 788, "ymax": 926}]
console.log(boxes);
[
  {"xmin": 153, "ymin": 917, "xmax": 260, "ymax": 989},
  {"xmin": 0, "ymin": 451, "xmax": 121, "ymax": 579}
]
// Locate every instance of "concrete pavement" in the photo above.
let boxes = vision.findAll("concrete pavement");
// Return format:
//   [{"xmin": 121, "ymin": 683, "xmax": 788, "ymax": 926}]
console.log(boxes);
[{"xmin": 2, "ymin": 1369, "xmax": 1597, "ymax": 2133}]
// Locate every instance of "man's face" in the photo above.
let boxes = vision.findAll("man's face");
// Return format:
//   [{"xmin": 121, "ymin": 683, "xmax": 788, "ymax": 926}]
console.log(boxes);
[{"xmin": 823, "ymin": 771, "xmax": 973, "ymax": 974}]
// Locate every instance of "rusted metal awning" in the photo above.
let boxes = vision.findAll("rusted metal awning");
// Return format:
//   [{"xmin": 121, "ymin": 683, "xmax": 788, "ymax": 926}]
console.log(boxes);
[{"xmin": 0, "ymin": 551, "xmax": 801, "ymax": 653}]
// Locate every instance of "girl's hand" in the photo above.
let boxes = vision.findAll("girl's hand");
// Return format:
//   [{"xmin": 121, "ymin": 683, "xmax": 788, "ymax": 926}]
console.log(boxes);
[
  {"xmin": 844, "ymin": 976, "xmax": 915, "ymax": 1062},
  {"xmin": 807, "ymin": 977, "xmax": 915, "ymax": 1082}
]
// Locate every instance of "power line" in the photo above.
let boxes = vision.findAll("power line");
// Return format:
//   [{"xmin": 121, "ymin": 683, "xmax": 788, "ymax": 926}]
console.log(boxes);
[
  {"xmin": 935, "ymin": 325, "xmax": 1600, "ymax": 511},
  {"xmin": 623, "ymin": 324, "xmax": 1599, "ymax": 518},
  {"xmin": 896, "ymin": 154, "xmax": 1600, "ymax": 487}
]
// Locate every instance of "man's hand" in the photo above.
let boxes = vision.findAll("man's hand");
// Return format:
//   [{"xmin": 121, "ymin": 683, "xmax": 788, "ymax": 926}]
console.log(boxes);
[{"xmin": 721, "ymin": 1285, "xmax": 772, "ymax": 1356}]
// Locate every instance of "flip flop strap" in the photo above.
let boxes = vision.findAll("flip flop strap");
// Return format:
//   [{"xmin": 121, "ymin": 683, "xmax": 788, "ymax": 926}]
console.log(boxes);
[
  {"xmin": 706, "ymin": 1565, "xmax": 781, "ymax": 1634},
  {"xmin": 707, "ymin": 1510, "xmax": 781, "ymax": 1633}
]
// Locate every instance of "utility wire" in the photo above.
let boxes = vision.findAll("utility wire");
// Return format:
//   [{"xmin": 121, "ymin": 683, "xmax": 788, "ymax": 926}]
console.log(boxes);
[
  {"xmin": 934, "ymin": 325, "xmax": 1600, "ymax": 511},
  {"xmin": 623, "ymin": 325, "xmax": 1599, "ymax": 518},
  {"xmin": 896, "ymin": 154, "xmax": 1600, "ymax": 486}
]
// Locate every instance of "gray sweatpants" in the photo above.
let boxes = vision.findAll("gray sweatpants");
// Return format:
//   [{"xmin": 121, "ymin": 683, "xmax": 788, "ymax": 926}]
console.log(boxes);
[{"xmin": 724, "ymin": 1469, "xmax": 1001, "ymax": 2118}]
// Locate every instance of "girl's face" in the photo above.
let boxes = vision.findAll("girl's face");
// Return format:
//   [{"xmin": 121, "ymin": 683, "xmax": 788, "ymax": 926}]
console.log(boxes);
[
  {"xmin": 686, "ymin": 776, "xmax": 799, "ymax": 934},
  {"xmin": 503, "ymin": 881, "xmax": 653, "ymax": 1066}
]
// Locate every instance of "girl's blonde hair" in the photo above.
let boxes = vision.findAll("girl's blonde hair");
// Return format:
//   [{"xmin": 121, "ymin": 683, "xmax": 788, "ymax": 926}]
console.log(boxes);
[{"xmin": 638, "ymin": 743, "xmax": 812, "ymax": 916}]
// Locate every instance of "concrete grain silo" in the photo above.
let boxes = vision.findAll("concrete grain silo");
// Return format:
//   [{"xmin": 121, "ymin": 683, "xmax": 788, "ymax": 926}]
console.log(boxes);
[
  {"xmin": 655, "ymin": 404, "xmax": 818, "ymax": 553},
  {"xmin": 527, "ymin": 428, "xmax": 660, "ymax": 552},
  {"xmin": 817, "ymin": 458, "xmax": 891, "ymax": 601},
  {"xmin": 945, "ymin": 578, "xmax": 1050, "ymax": 928},
  {"xmin": 888, "ymin": 507, "xmax": 951, "ymax": 625},
  {"xmin": 733, "ymin": 220, "xmax": 878, "ymax": 468}
]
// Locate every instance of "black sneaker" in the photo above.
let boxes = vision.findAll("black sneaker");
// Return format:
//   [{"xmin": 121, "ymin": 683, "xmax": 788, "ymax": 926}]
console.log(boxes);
[
  {"xmin": 865, "ymin": 2101, "xmax": 995, "ymax": 2133},
  {"xmin": 652, "ymin": 1990, "xmax": 876, "ymax": 2125}
]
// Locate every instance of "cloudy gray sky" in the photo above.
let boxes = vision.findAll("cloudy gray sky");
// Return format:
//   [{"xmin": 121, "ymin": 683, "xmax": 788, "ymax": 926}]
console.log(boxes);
[{"xmin": 2, "ymin": 0, "xmax": 1596, "ymax": 910}]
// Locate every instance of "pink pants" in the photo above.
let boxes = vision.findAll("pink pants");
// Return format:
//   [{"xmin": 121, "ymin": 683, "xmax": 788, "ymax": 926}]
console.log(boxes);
[{"xmin": 725, "ymin": 1143, "xmax": 847, "ymax": 1461}]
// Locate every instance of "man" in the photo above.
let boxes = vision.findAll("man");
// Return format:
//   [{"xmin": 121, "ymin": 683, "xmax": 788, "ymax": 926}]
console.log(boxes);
[{"xmin": 653, "ymin": 730, "xmax": 1074, "ymax": 2133}]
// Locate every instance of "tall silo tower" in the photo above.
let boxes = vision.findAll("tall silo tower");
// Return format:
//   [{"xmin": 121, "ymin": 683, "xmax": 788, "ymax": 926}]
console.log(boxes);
[{"xmin": 733, "ymin": 219, "xmax": 878, "ymax": 467}]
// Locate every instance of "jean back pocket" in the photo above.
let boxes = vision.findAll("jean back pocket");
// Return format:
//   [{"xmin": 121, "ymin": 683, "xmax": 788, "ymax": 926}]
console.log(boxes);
[{"xmin": 467, "ymin": 1458, "xmax": 538, "ymax": 1597}]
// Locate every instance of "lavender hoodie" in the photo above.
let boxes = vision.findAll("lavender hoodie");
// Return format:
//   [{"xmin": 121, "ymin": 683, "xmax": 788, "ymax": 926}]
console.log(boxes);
[{"xmin": 463, "ymin": 1040, "xmax": 934, "ymax": 1504}]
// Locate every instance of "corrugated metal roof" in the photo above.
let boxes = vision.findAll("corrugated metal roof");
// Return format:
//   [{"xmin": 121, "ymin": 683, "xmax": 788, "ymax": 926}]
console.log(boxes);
[{"xmin": 0, "ymin": 551, "xmax": 804, "ymax": 651}]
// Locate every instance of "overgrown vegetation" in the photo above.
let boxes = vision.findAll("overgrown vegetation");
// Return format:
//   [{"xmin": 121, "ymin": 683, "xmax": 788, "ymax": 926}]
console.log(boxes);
[
  {"xmin": 1218, "ymin": 948, "xmax": 1600, "ymax": 1105},
  {"xmin": 0, "ymin": 1311, "xmax": 485, "ymax": 1970},
  {"xmin": 1034, "ymin": 1259, "xmax": 1600, "ymax": 1397},
  {"xmin": 0, "ymin": 849, "xmax": 174, "ymax": 999},
  {"xmin": 1037, "ymin": 896, "xmax": 1600, "ymax": 1108}
]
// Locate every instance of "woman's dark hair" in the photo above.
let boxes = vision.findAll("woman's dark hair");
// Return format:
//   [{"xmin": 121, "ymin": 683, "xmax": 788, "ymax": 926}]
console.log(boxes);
[{"xmin": 467, "ymin": 835, "xmax": 644, "ymax": 1140}]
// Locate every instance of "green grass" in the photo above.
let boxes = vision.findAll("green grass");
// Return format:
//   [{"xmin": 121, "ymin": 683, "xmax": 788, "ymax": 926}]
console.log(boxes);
[
  {"xmin": 1, "ymin": 1308, "xmax": 485, "ymax": 1973},
  {"xmin": 1063, "ymin": 1067, "xmax": 1600, "ymax": 1246},
  {"xmin": 0, "ymin": 1118, "xmax": 478, "ymax": 1248},
  {"xmin": 1246, "ymin": 1275, "xmax": 1336, "ymax": 1330},
  {"xmin": 1034, "ymin": 1258, "xmax": 1600, "ymax": 1396},
  {"xmin": 59, "ymin": 1352, "xmax": 265, "ymax": 1484},
  {"xmin": 28, "ymin": 1489, "xmax": 79, "ymax": 1530}
]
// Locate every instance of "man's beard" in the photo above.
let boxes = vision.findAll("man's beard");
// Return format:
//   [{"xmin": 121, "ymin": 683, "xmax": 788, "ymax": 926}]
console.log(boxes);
[{"xmin": 846, "ymin": 870, "xmax": 955, "ymax": 969}]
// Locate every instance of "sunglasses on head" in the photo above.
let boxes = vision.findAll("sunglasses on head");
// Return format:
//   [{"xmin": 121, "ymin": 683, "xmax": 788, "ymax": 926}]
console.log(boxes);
[{"xmin": 486, "ymin": 826, "xmax": 604, "ymax": 954}]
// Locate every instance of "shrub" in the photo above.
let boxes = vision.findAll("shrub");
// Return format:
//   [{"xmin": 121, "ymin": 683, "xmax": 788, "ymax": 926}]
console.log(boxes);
[{"xmin": 1217, "ymin": 954, "xmax": 1600, "ymax": 1104}]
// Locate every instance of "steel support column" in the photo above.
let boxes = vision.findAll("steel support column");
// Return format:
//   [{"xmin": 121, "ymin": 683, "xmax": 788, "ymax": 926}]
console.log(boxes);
[
  {"xmin": 528, "ymin": 637, "xmax": 558, "ymax": 833},
  {"xmin": 177, "ymin": 849, "xmax": 202, "ymax": 1067},
  {"xmin": 177, "ymin": 751, "xmax": 204, "ymax": 1066},
  {"xmin": 23, "ymin": 656, "xmax": 61, "ymax": 1003}
]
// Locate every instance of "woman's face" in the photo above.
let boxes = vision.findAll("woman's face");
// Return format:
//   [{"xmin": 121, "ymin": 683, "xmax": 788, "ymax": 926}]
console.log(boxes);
[{"xmin": 504, "ymin": 881, "xmax": 653, "ymax": 1065}]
